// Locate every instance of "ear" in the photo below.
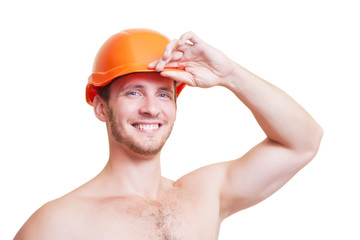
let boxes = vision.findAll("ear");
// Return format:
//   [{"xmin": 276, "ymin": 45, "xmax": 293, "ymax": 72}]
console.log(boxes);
[{"xmin": 93, "ymin": 95, "xmax": 108, "ymax": 122}]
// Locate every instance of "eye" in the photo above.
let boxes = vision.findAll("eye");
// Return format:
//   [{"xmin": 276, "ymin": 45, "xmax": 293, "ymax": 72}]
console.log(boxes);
[
  {"xmin": 127, "ymin": 91, "xmax": 141, "ymax": 97},
  {"xmin": 158, "ymin": 93, "xmax": 169, "ymax": 98},
  {"xmin": 158, "ymin": 92, "xmax": 173, "ymax": 101}
]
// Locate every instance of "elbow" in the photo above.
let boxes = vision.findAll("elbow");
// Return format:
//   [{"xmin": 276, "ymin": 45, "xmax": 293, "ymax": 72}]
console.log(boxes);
[
  {"xmin": 303, "ymin": 124, "xmax": 324, "ymax": 163},
  {"xmin": 311, "ymin": 124, "xmax": 324, "ymax": 153}
]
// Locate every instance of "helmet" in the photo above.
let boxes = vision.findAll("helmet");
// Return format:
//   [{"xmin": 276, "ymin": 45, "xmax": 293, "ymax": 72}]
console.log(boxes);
[{"xmin": 86, "ymin": 28, "xmax": 186, "ymax": 105}]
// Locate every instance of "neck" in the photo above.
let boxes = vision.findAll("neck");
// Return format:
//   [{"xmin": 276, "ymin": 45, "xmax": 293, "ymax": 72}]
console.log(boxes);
[{"xmin": 98, "ymin": 142, "xmax": 164, "ymax": 199}]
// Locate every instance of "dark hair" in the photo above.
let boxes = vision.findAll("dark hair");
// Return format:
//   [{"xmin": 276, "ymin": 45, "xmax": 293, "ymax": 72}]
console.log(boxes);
[
  {"xmin": 98, "ymin": 78, "xmax": 116, "ymax": 103},
  {"xmin": 97, "ymin": 74, "xmax": 177, "ymax": 104}
]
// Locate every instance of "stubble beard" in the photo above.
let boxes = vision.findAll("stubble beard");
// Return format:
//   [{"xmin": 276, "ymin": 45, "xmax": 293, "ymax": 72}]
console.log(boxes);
[{"xmin": 107, "ymin": 107, "xmax": 172, "ymax": 156}]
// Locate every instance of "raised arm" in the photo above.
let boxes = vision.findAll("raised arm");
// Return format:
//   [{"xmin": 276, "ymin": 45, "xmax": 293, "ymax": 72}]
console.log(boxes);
[
  {"xmin": 150, "ymin": 32, "xmax": 323, "ymax": 218},
  {"xmin": 218, "ymin": 62, "xmax": 323, "ymax": 217}
]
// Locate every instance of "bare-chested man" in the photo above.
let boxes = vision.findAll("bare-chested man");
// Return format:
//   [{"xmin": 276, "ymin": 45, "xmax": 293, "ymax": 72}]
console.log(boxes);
[{"xmin": 14, "ymin": 29, "xmax": 323, "ymax": 240}]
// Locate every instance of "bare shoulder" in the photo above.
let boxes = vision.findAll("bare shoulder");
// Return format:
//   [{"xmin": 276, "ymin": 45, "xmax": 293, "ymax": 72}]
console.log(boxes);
[
  {"xmin": 14, "ymin": 194, "xmax": 84, "ymax": 240},
  {"xmin": 175, "ymin": 161, "xmax": 230, "ymax": 197}
]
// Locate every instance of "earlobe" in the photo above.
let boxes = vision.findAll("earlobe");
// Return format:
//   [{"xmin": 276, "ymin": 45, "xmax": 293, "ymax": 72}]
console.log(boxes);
[{"xmin": 93, "ymin": 96, "xmax": 108, "ymax": 122}]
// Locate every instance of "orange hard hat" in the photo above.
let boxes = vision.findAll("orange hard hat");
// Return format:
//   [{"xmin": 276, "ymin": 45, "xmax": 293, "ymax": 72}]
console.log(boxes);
[{"xmin": 86, "ymin": 28, "xmax": 186, "ymax": 105}]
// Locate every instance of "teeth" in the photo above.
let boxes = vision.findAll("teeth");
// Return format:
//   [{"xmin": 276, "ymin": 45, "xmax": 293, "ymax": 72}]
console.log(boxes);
[{"xmin": 133, "ymin": 124, "xmax": 159, "ymax": 130}]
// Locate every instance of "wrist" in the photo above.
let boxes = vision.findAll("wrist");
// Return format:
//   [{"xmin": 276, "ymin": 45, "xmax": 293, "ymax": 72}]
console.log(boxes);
[{"xmin": 220, "ymin": 61, "xmax": 247, "ymax": 91}]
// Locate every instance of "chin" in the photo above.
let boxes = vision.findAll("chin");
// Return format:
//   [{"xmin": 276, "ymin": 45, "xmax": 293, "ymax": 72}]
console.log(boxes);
[{"xmin": 126, "ymin": 140, "xmax": 165, "ymax": 156}]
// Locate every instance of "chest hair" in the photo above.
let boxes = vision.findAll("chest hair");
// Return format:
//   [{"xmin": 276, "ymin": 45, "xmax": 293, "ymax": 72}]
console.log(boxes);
[{"xmin": 124, "ymin": 194, "xmax": 186, "ymax": 239}]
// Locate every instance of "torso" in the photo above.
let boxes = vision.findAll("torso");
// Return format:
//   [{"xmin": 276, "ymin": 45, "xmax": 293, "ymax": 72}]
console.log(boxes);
[{"xmin": 51, "ymin": 179, "xmax": 222, "ymax": 240}]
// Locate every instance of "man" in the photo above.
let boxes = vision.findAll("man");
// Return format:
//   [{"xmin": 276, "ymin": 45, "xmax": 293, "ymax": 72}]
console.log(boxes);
[{"xmin": 14, "ymin": 29, "xmax": 323, "ymax": 239}]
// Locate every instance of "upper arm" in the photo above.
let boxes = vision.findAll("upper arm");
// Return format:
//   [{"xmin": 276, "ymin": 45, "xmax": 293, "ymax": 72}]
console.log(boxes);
[
  {"xmin": 177, "ymin": 138, "xmax": 318, "ymax": 221},
  {"xmin": 14, "ymin": 200, "xmax": 72, "ymax": 240},
  {"xmin": 219, "ymin": 138, "xmax": 317, "ymax": 218},
  {"xmin": 14, "ymin": 202, "xmax": 58, "ymax": 240},
  {"xmin": 14, "ymin": 204, "xmax": 48, "ymax": 240}
]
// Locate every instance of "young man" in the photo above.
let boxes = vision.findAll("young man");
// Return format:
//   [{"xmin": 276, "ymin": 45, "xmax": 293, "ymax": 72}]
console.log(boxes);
[{"xmin": 14, "ymin": 29, "xmax": 323, "ymax": 239}]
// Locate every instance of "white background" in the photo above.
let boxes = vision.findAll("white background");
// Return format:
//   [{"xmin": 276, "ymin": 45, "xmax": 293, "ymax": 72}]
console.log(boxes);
[{"xmin": 1, "ymin": 0, "xmax": 359, "ymax": 239}]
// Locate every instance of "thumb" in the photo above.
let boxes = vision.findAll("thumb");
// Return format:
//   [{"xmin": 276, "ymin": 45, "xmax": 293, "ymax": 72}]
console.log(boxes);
[{"xmin": 160, "ymin": 70, "xmax": 194, "ymax": 86}]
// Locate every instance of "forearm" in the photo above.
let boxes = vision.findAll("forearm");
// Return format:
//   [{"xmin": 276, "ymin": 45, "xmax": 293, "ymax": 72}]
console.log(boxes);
[{"xmin": 222, "ymin": 62, "xmax": 323, "ymax": 153}]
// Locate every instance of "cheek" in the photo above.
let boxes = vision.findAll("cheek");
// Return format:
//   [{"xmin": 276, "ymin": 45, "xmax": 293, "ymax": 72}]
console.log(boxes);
[
  {"xmin": 120, "ymin": 104, "xmax": 137, "ymax": 116},
  {"xmin": 110, "ymin": 101, "xmax": 138, "ymax": 123},
  {"xmin": 163, "ymin": 103, "xmax": 177, "ymax": 121}
]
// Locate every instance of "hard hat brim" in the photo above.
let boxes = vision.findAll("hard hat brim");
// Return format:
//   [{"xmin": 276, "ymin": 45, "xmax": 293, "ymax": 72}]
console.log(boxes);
[{"xmin": 86, "ymin": 65, "xmax": 185, "ymax": 105}]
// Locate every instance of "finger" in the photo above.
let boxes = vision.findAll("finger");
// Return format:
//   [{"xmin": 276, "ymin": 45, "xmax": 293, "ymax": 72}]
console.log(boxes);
[
  {"xmin": 149, "ymin": 33, "xmax": 198, "ymax": 71},
  {"xmin": 148, "ymin": 60, "xmax": 158, "ymax": 69},
  {"xmin": 155, "ymin": 60, "xmax": 167, "ymax": 72},
  {"xmin": 161, "ymin": 61, "xmax": 186, "ymax": 70},
  {"xmin": 178, "ymin": 31, "xmax": 202, "ymax": 46},
  {"xmin": 160, "ymin": 70, "xmax": 194, "ymax": 86},
  {"xmin": 147, "ymin": 39, "xmax": 178, "ymax": 71},
  {"xmin": 148, "ymin": 59, "xmax": 171, "ymax": 71},
  {"xmin": 162, "ymin": 39, "xmax": 179, "ymax": 61},
  {"xmin": 148, "ymin": 59, "xmax": 172, "ymax": 71},
  {"xmin": 168, "ymin": 50, "xmax": 183, "ymax": 62},
  {"xmin": 155, "ymin": 50, "xmax": 184, "ymax": 71}
]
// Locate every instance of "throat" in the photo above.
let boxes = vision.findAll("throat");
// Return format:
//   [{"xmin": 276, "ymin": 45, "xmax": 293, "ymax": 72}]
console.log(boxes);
[{"xmin": 101, "ymin": 159, "xmax": 164, "ymax": 199}]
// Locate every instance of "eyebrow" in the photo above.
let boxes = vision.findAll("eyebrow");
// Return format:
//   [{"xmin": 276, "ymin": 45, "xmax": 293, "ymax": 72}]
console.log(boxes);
[
  {"xmin": 120, "ymin": 84, "xmax": 144, "ymax": 92},
  {"xmin": 158, "ymin": 86, "xmax": 174, "ymax": 93},
  {"xmin": 121, "ymin": 85, "xmax": 174, "ymax": 93}
]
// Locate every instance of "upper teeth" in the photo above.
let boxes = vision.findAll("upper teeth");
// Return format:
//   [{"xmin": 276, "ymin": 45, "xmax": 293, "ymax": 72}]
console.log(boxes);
[{"xmin": 134, "ymin": 124, "xmax": 159, "ymax": 130}]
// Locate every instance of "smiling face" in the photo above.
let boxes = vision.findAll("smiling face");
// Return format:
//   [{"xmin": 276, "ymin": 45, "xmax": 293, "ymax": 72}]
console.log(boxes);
[{"xmin": 103, "ymin": 73, "xmax": 177, "ymax": 156}]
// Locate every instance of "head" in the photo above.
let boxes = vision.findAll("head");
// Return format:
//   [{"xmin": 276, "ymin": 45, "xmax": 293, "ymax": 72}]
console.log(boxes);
[
  {"xmin": 86, "ymin": 29, "xmax": 185, "ymax": 157},
  {"xmin": 86, "ymin": 28, "xmax": 186, "ymax": 106},
  {"xmin": 93, "ymin": 72, "xmax": 177, "ymax": 157}
]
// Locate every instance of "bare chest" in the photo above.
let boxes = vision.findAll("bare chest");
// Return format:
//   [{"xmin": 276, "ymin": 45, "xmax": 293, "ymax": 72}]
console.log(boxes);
[
  {"xmin": 75, "ymin": 193, "xmax": 220, "ymax": 240},
  {"xmin": 120, "ymin": 198, "xmax": 184, "ymax": 239}
]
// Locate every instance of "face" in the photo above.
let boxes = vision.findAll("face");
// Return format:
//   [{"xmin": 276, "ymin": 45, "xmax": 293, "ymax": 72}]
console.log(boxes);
[{"xmin": 104, "ymin": 73, "xmax": 177, "ymax": 156}]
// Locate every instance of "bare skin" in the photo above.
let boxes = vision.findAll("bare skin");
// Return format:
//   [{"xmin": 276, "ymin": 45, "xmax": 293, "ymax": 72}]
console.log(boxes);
[{"xmin": 14, "ymin": 32, "xmax": 323, "ymax": 240}]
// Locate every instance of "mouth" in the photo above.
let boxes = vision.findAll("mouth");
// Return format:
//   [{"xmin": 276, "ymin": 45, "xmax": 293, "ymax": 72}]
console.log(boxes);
[{"xmin": 131, "ymin": 123, "xmax": 161, "ymax": 131}]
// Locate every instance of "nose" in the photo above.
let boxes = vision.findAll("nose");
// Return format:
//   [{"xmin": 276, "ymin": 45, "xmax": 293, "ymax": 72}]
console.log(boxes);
[{"xmin": 139, "ymin": 96, "xmax": 161, "ymax": 117}]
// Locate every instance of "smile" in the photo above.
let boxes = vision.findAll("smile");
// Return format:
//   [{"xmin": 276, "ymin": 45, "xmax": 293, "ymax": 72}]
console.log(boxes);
[{"xmin": 132, "ymin": 123, "xmax": 161, "ymax": 131}]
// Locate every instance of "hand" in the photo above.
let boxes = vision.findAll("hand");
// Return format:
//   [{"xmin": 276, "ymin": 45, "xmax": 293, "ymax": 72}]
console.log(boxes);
[{"xmin": 148, "ymin": 32, "xmax": 235, "ymax": 88}]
